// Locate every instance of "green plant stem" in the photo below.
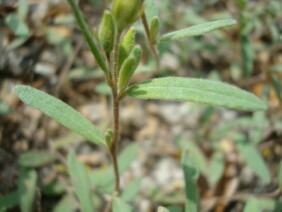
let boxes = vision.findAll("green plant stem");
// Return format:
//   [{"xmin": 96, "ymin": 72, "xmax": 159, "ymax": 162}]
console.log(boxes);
[
  {"xmin": 67, "ymin": 0, "xmax": 109, "ymax": 80},
  {"xmin": 140, "ymin": 5, "xmax": 160, "ymax": 69},
  {"xmin": 110, "ymin": 33, "xmax": 121, "ymax": 194}
]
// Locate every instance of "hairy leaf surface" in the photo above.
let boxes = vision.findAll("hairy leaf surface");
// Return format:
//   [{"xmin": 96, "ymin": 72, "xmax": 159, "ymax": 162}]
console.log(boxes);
[
  {"xmin": 15, "ymin": 85, "xmax": 105, "ymax": 146},
  {"xmin": 159, "ymin": 19, "xmax": 237, "ymax": 42},
  {"xmin": 127, "ymin": 77, "xmax": 266, "ymax": 111}
]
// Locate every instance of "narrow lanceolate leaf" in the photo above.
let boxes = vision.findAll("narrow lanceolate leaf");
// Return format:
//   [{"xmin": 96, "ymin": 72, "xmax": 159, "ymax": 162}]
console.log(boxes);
[
  {"xmin": 121, "ymin": 178, "xmax": 142, "ymax": 203},
  {"xmin": 67, "ymin": 151, "xmax": 95, "ymax": 212},
  {"xmin": 182, "ymin": 149, "xmax": 200, "ymax": 212},
  {"xmin": 127, "ymin": 77, "xmax": 267, "ymax": 111},
  {"xmin": 112, "ymin": 197, "xmax": 132, "ymax": 212},
  {"xmin": 159, "ymin": 19, "xmax": 237, "ymax": 43},
  {"xmin": 19, "ymin": 169, "xmax": 37, "ymax": 212},
  {"xmin": 208, "ymin": 152, "xmax": 224, "ymax": 185},
  {"xmin": 15, "ymin": 85, "xmax": 105, "ymax": 146},
  {"xmin": 234, "ymin": 134, "xmax": 271, "ymax": 184},
  {"xmin": 19, "ymin": 151, "xmax": 57, "ymax": 168}
]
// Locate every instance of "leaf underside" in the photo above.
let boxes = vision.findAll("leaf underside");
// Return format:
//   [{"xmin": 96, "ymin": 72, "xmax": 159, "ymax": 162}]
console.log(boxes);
[
  {"xmin": 159, "ymin": 19, "xmax": 237, "ymax": 42},
  {"xmin": 127, "ymin": 77, "xmax": 266, "ymax": 112},
  {"xmin": 15, "ymin": 85, "xmax": 105, "ymax": 146}
]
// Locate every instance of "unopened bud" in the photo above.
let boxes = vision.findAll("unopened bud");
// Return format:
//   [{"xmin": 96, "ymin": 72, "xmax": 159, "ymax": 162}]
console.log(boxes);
[
  {"xmin": 98, "ymin": 10, "xmax": 115, "ymax": 55},
  {"xmin": 112, "ymin": 0, "xmax": 143, "ymax": 32},
  {"xmin": 105, "ymin": 129, "xmax": 113, "ymax": 148},
  {"xmin": 149, "ymin": 16, "xmax": 160, "ymax": 44},
  {"xmin": 118, "ymin": 27, "xmax": 136, "ymax": 70},
  {"xmin": 118, "ymin": 45, "xmax": 142, "ymax": 93}
]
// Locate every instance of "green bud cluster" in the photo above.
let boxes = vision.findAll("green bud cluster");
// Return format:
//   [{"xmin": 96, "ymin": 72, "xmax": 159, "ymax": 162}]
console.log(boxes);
[{"xmin": 97, "ymin": 1, "xmax": 143, "ymax": 92}]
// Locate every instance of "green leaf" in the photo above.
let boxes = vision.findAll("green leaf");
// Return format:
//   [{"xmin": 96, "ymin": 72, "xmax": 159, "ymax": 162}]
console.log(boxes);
[
  {"xmin": 89, "ymin": 143, "xmax": 138, "ymax": 193},
  {"xmin": 177, "ymin": 138, "xmax": 207, "ymax": 173},
  {"xmin": 121, "ymin": 178, "xmax": 142, "ymax": 203},
  {"xmin": 271, "ymin": 75, "xmax": 282, "ymax": 105},
  {"xmin": 95, "ymin": 83, "xmax": 112, "ymax": 96},
  {"xmin": 244, "ymin": 197, "xmax": 260, "ymax": 212},
  {"xmin": 166, "ymin": 206, "xmax": 183, "ymax": 212},
  {"xmin": 157, "ymin": 206, "xmax": 169, "ymax": 212},
  {"xmin": 127, "ymin": 77, "xmax": 266, "ymax": 111},
  {"xmin": 15, "ymin": 85, "xmax": 105, "ymax": 146},
  {"xmin": 5, "ymin": 14, "xmax": 29, "ymax": 37},
  {"xmin": 53, "ymin": 195, "xmax": 77, "ymax": 212},
  {"xmin": 42, "ymin": 181, "xmax": 65, "ymax": 196},
  {"xmin": 159, "ymin": 19, "xmax": 237, "ymax": 43},
  {"xmin": 18, "ymin": 0, "xmax": 28, "ymax": 19},
  {"xmin": 241, "ymin": 35, "xmax": 253, "ymax": 78},
  {"xmin": 234, "ymin": 134, "xmax": 271, "ymax": 184},
  {"xmin": 6, "ymin": 36, "xmax": 29, "ymax": 50},
  {"xmin": 19, "ymin": 169, "xmax": 37, "ymax": 212},
  {"xmin": 0, "ymin": 191, "xmax": 19, "ymax": 212},
  {"xmin": 187, "ymin": 142, "xmax": 207, "ymax": 173},
  {"xmin": 19, "ymin": 151, "xmax": 57, "ymax": 168},
  {"xmin": 244, "ymin": 197, "xmax": 276, "ymax": 212},
  {"xmin": 279, "ymin": 160, "xmax": 282, "ymax": 190},
  {"xmin": 182, "ymin": 149, "xmax": 200, "ymax": 212},
  {"xmin": 208, "ymin": 152, "xmax": 224, "ymax": 185},
  {"xmin": 67, "ymin": 151, "xmax": 95, "ymax": 212},
  {"xmin": 112, "ymin": 197, "xmax": 132, "ymax": 212}
]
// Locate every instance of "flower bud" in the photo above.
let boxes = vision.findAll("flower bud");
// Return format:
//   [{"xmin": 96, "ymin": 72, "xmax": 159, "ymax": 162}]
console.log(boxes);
[
  {"xmin": 149, "ymin": 16, "xmax": 160, "ymax": 44},
  {"xmin": 118, "ymin": 27, "xmax": 136, "ymax": 70},
  {"xmin": 112, "ymin": 0, "xmax": 143, "ymax": 32},
  {"xmin": 105, "ymin": 129, "xmax": 113, "ymax": 149},
  {"xmin": 98, "ymin": 10, "xmax": 115, "ymax": 55},
  {"xmin": 118, "ymin": 45, "xmax": 142, "ymax": 93},
  {"xmin": 132, "ymin": 45, "xmax": 142, "ymax": 65}
]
